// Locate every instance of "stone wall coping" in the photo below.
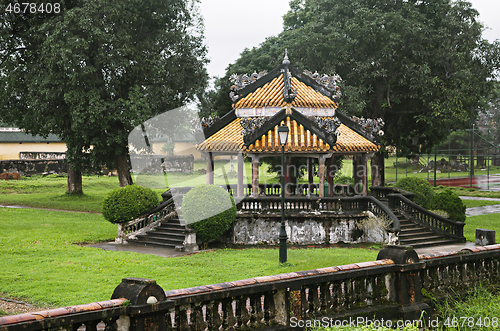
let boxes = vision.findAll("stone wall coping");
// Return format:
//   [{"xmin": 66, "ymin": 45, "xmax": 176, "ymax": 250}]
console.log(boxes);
[
  {"xmin": 163, "ymin": 259, "xmax": 395, "ymax": 299},
  {"xmin": 418, "ymin": 244, "xmax": 500, "ymax": 260},
  {"xmin": 0, "ymin": 298, "xmax": 128, "ymax": 326}
]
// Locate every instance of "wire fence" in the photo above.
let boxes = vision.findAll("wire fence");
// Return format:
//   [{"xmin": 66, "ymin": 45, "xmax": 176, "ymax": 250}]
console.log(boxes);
[{"xmin": 386, "ymin": 127, "xmax": 500, "ymax": 190}]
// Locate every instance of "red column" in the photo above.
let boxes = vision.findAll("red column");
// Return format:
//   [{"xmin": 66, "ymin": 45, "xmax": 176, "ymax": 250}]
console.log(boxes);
[
  {"xmin": 251, "ymin": 155, "xmax": 260, "ymax": 197},
  {"xmin": 237, "ymin": 153, "xmax": 244, "ymax": 197},
  {"xmin": 327, "ymin": 156, "xmax": 335, "ymax": 197}
]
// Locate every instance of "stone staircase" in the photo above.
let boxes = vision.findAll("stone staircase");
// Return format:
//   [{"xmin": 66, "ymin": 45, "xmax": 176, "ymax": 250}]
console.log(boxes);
[
  {"xmin": 394, "ymin": 210, "xmax": 460, "ymax": 248},
  {"xmin": 131, "ymin": 217, "xmax": 186, "ymax": 249}
]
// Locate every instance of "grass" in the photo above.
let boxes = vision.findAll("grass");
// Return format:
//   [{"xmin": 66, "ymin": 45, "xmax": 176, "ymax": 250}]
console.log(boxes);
[
  {"xmin": 434, "ymin": 284, "xmax": 500, "ymax": 331},
  {"xmin": 464, "ymin": 213, "xmax": 500, "ymax": 243},
  {"xmin": 462, "ymin": 199, "xmax": 500, "ymax": 208},
  {"xmin": 0, "ymin": 207, "xmax": 378, "ymax": 307}
]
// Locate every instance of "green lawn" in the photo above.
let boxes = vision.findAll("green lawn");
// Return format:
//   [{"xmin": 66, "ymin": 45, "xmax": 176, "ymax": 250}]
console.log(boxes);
[
  {"xmin": 0, "ymin": 207, "xmax": 378, "ymax": 307},
  {"xmin": 462, "ymin": 199, "xmax": 500, "ymax": 208},
  {"xmin": 464, "ymin": 213, "xmax": 500, "ymax": 243}
]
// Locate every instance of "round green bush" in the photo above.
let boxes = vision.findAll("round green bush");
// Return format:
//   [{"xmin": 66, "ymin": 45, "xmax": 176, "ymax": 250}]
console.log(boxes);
[
  {"xmin": 429, "ymin": 189, "xmax": 466, "ymax": 223},
  {"xmin": 102, "ymin": 185, "xmax": 159, "ymax": 223},
  {"xmin": 181, "ymin": 185, "xmax": 237, "ymax": 243},
  {"xmin": 395, "ymin": 177, "xmax": 435, "ymax": 208}
]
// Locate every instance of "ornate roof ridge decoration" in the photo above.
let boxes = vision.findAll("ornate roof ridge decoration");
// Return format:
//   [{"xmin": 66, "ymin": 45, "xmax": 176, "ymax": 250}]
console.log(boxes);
[
  {"xmin": 240, "ymin": 117, "xmax": 269, "ymax": 137},
  {"xmin": 303, "ymin": 70, "xmax": 342, "ymax": 100},
  {"xmin": 309, "ymin": 116, "xmax": 342, "ymax": 135},
  {"xmin": 351, "ymin": 116, "xmax": 385, "ymax": 138},
  {"xmin": 200, "ymin": 116, "xmax": 221, "ymax": 129},
  {"xmin": 229, "ymin": 71, "xmax": 268, "ymax": 101},
  {"xmin": 282, "ymin": 68, "xmax": 298, "ymax": 103}
]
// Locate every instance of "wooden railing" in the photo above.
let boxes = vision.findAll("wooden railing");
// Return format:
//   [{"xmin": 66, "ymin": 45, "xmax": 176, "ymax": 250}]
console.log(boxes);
[
  {"xmin": 161, "ymin": 183, "xmax": 356, "ymax": 201},
  {"xmin": 237, "ymin": 196, "xmax": 400, "ymax": 233},
  {"xmin": 387, "ymin": 193, "xmax": 465, "ymax": 240},
  {"xmin": 5, "ymin": 245, "xmax": 500, "ymax": 330}
]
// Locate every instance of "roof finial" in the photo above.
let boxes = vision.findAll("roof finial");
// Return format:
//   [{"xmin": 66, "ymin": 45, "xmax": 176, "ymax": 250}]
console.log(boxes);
[{"xmin": 283, "ymin": 48, "xmax": 290, "ymax": 65}]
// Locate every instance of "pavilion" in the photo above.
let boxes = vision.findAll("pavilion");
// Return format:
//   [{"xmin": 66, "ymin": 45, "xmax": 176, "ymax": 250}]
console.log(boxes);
[{"xmin": 196, "ymin": 52, "xmax": 383, "ymax": 197}]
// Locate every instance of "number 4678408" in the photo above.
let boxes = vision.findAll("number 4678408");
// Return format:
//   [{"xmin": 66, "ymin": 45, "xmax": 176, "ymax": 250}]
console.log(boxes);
[{"xmin": 5, "ymin": 3, "xmax": 61, "ymax": 14}]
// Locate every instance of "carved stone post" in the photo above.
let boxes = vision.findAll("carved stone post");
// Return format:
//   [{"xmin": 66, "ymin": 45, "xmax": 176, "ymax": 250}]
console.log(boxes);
[
  {"xmin": 377, "ymin": 246, "xmax": 430, "ymax": 320},
  {"xmin": 111, "ymin": 278, "xmax": 171, "ymax": 331}
]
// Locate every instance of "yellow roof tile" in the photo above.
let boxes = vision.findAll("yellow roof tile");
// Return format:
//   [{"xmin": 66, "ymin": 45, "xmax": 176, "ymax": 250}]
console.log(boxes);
[
  {"xmin": 196, "ymin": 117, "xmax": 379, "ymax": 154},
  {"xmin": 234, "ymin": 75, "xmax": 338, "ymax": 109}
]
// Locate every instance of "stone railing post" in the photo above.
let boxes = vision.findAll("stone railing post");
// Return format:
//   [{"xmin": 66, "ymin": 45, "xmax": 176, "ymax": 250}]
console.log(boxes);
[
  {"xmin": 116, "ymin": 223, "xmax": 127, "ymax": 244},
  {"xmin": 111, "ymin": 278, "xmax": 169, "ymax": 331},
  {"xmin": 377, "ymin": 245, "xmax": 430, "ymax": 320},
  {"xmin": 183, "ymin": 227, "xmax": 199, "ymax": 252}
]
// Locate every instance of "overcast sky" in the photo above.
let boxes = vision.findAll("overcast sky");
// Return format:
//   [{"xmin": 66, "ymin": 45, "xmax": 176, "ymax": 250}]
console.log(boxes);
[{"xmin": 199, "ymin": 0, "xmax": 500, "ymax": 78}]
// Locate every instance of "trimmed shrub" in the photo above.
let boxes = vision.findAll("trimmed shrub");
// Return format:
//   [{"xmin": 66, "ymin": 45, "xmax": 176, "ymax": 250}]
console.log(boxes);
[
  {"xmin": 181, "ymin": 185, "xmax": 237, "ymax": 243},
  {"xmin": 429, "ymin": 189, "xmax": 466, "ymax": 223},
  {"xmin": 102, "ymin": 185, "xmax": 159, "ymax": 223},
  {"xmin": 395, "ymin": 177, "xmax": 434, "ymax": 208}
]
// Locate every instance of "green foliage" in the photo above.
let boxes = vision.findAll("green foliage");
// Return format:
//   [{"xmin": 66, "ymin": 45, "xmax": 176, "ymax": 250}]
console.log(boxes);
[
  {"xmin": 0, "ymin": 0, "xmax": 208, "ymax": 191},
  {"xmin": 395, "ymin": 177, "xmax": 435, "ymax": 208},
  {"xmin": 436, "ymin": 284, "xmax": 500, "ymax": 331},
  {"xmin": 101, "ymin": 185, "xmax": 159, "ymax": 223},
  {"xmin": 429, "ymin": 189, "xmax": 466, "ymax": 222},
  {"xmin": 181, "ymin": 185, "xmax": 237, "ymax": 243}
]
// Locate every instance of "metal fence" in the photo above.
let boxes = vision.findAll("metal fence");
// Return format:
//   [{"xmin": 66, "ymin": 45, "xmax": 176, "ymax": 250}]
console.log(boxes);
[{"xmin": 386, "ymin": 127, "xmax": 500, "ymax": 190}]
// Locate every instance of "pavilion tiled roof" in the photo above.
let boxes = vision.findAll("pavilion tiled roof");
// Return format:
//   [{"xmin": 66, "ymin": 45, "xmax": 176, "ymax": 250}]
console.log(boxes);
[
  {"xmin": 234, "ymin": 76, "xmax": 338, "ymax": 109},
  {"xmin": 196, "ymin": 117, "xmax": 379, "ymax": 154}
]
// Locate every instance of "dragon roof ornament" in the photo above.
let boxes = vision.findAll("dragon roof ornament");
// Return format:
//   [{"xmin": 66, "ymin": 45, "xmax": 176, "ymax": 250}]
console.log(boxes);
[
  {"xmin": 303, "ymin": 70, "xmax": 342, "ymax": 99},
  {"xmin": 240, "ymin": 117, "xmax": 268, "ymax": 137},
  {"xmin": 309, "ymin": 116, "xmax": 342, "ymax": 135},
  {"xmin": 351, "ymin": 116, "xmax": 385, "ymax": 138},
  {"xmin": 229, "ymin": 71, "xmax": 268, "ymax": 102}
]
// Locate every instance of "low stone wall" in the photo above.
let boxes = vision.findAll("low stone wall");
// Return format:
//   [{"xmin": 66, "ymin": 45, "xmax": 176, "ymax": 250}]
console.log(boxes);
[
  {"xmin": 132, "ymin": 154, "xmax": 194, "ymax": 173},
  {"xmin": 19, "ymin": 151, "xmax": 66, "ymax": 160},
  {"xmin": 227, "ymin": 212, "xmax": 396, "ymax": 245},
  {"xmin": 0, "ymin": 159, "xmax": 67, "ymax": 175}
]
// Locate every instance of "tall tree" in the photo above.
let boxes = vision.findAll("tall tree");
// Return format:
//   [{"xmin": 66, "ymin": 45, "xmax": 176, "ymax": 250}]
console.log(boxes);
[
  {"xmin": 0, "ymin": 0, "xmax": 208, "ymax": 193},
  {"xmin": 208, "ymin": 0, "xmax": 500, "ymax": 185}
]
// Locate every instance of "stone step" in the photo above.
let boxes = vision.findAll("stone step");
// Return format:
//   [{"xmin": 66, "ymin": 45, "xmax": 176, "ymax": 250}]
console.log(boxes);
[
  {"xmin": 400, "ymin": 235, "xmax": 448, "ymax": 245},
  {"xmin": 134, "ymin": 236, "xmax": 184, "ymax": 247},
  {"xmin": 405, "ymin": 239, "xmax": 460, "ymax": 249},
  {"xmin": 399, "ymin": 233, "xmax": 443, "ymax": 241},
  {"xmin": 129, "ymin": 217, "xmax": 186, "ymax": 249}
]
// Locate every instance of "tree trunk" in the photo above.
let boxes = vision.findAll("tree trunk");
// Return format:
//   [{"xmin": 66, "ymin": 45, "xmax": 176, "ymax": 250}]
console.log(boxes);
[
  {"xmin": 67, "ymin": 168, "xmax": 83, "ymax": 195},
  {"xmin": 116, "ymin": 153, "xmax": 133, "ymax": 187},
  {"xmin": 371, "ymin": 151, "xmax": 385, "ymax": 186}
]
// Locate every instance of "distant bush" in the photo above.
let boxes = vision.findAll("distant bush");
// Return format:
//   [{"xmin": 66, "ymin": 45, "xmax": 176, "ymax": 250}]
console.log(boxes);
[
  {"xmin": 429, "ymin": 189, "xmax": 466, "ymax": 223},
  {"xmin": 395, "ymin": 177, "xmax": 434, "ymax": 208},
  {"xmin": 181, "ymin": 185, "xmax": 236, "ymax": 243},
  {"xmin": 101, "ymin": 185, "xmax": 159, "ymax": 224}
]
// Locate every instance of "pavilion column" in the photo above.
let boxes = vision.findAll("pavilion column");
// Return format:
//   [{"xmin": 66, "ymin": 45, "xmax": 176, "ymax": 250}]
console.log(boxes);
[
  {"xmin": 251, "ymin": 154, "xmax": 260, "ymax": 197},
  {"xmin": 361, "ymin": 154, "xmax": 368, "ymax": 196},
  {"xmin": 308, "ymin": 157, "xmax": 314, "ymax": 197},
  {"xmin": 206, "ymin": 153, "xmax": 214, "ymax": 185},
  {"xmin": 327, "ymin": 156, "xmax": 335, "ymax": 197},
  {"xmin": 237, "ymin": 153, "xmax": 244, "ymax": 197},
  {"xmin": 318, "ymin": 155, "xmax": 327, "ymax": 197},
  {"xmin": 352, "ymin": 155, "xmax": 359, "ymax": 186}
]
